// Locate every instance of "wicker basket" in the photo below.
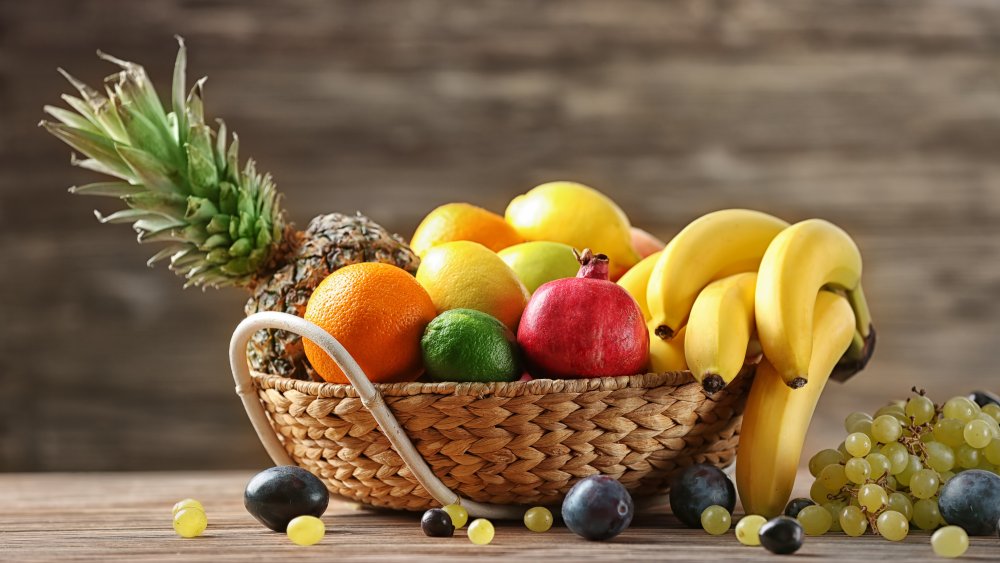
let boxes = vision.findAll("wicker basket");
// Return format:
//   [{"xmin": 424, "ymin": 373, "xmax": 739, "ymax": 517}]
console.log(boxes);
[{"xmin": 231, "ymin": 312, "xmax": 752, "ymax": 519}]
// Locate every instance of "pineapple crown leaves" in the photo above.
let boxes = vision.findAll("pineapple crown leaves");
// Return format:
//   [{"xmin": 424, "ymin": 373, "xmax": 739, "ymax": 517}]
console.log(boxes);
[{"xmin": 39, "ymin": 37, "xmax": 286, "ymax": 289}]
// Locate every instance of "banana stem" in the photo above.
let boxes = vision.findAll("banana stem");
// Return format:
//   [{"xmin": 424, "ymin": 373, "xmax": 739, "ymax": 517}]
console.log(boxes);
[{"xmin": 847, "ymin": 285, "xmax": 873, "ymax": 338}]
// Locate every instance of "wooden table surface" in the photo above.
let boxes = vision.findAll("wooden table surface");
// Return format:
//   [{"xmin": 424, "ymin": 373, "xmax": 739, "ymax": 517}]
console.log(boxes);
[{"xmin": 0, "ymin": 470, "xmax": 996, "ymax": 561}]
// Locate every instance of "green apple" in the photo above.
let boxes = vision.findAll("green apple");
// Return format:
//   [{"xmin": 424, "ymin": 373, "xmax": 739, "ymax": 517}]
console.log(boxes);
[{"xmin": 498, "ymin": 241, "xmax": 580, "ymax": 294}]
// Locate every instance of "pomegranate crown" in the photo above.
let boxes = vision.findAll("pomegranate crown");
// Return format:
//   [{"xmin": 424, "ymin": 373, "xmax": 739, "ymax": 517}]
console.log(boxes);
[{"xmin": 572, "ymin": 248, "xmax": 610, "ymax": 280}]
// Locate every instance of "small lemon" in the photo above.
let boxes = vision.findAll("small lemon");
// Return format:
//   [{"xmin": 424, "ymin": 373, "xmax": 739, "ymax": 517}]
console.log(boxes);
[
  {"xmin": 416, "ymin": 241, "xmax": 530, "ymax": 331},
  {"xmin": 505, "ymin": 182, "xmax": 640, "ymax": 279}
]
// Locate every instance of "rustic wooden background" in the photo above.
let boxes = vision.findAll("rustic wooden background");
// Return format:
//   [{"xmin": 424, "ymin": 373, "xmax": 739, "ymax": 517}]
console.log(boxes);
[{"xmin": 2, "ymin": 0, "xmax": 1000, "ymax": 472}]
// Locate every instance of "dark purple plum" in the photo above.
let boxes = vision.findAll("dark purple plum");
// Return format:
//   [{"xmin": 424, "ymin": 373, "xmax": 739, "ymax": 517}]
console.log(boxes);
[
  {"xmin": 783, "ymin": 498, "xmax": 815, "ymax": 518},
  {"xmin": 420, "ymin": 508, "xmax": 455, "ymax": 537},
  {"xmin": 938, "ymin": 469, "xmax": 1000, "ymax": 535},
  {"xmin": 758, "ymin": 516, "xmax": 804, "ymax": 555},
  {"xmin": 244, "ymin": 466, "xmax": 329, "ymax": 532},
  {"xmin": 561, "ymin": 475, "xmax": 634, "ymax": 541},
  {"xmin": 668, "ymin": 464, "xmax": 736, "ymax": 528},
  {"xmin": 969, "ymin": 390, "xmax": 1000, "ymax": 408}
]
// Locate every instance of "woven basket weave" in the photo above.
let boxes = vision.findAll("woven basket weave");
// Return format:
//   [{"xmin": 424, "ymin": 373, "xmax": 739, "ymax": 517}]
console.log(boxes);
[{"xmin": 232, "ymin": 312, "xmax": 752, "ymax": 517}]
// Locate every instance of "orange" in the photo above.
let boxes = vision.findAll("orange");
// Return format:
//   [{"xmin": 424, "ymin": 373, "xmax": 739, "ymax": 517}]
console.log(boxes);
[
  {"xmin": 303, "ymin": 263, "xmax": 436, "ymax": 384},
  {"xmin": 410, "ymin": 203, "xmax": 523, "ymax": 257}
]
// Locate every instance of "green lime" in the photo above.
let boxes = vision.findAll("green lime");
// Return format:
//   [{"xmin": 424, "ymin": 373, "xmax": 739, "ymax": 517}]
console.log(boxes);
[
  {"xmin": 498, "ymin": 241, "xmax": 580, "ymax": 294},
  {"xmin": 421, "ymin": 309, "xmax": 520, "ymax": 382}
]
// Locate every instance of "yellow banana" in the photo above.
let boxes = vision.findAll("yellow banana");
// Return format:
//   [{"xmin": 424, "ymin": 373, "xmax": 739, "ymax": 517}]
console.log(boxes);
[
  {"xmin": 647, "ymin": 209, "xmax": 788, "ymax": 340},
  {"xmin": 736, "ymin": 291, "xmax": 856, "ymax": 518},
  {"xmin": 616, "ymin": 251, "xmax": 661, "ymax": 321},
  {"xmin": 684, "ymin": 272, "xmax": 757, "ymax": 393},
  {"xmin": 755, "ymin": 219, "xmax": 873, "ymax": 388},
  {"xmin": 648, "ymin": 324, "xmax": 687, "ymax": 372}
]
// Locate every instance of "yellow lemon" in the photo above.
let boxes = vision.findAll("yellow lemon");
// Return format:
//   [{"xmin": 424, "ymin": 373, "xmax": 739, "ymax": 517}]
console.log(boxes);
[
  {"xmin": 504, "ymin": 181, "xmax": 640, "ymax": 280},
  {"xmin": 416, "ymin": 241, "xmax": 530, "ymax": 331},
  {"xmin": 411, "ymin": 203, "xmax": 522, "ymax": 257}
]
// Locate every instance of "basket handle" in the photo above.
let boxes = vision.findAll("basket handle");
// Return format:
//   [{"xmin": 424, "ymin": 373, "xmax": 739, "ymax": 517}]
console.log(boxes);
[{"xmin": 230, "ymin": 311, "xmax": 524, "ymax": 519}]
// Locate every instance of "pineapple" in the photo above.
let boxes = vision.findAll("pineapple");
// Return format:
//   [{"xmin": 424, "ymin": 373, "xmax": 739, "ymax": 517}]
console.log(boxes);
[{"xmin": 40, "ymin": 39, "xmax": 418, "ymax": 380}]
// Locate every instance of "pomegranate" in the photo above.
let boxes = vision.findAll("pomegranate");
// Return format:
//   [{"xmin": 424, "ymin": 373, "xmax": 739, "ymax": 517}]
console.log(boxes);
[{"xmin": 517, "ymin": 249, "xmax": 649, "ymax": 378}]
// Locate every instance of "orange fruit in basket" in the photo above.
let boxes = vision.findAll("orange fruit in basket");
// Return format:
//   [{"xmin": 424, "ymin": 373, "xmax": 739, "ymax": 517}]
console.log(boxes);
[
  {"xmin": 410, "ymin": 203, "xmax": 523, "ymax": 257},
  {"xmin": 303, "ymin": 263, "xmax": 436, "ymax": 384}
]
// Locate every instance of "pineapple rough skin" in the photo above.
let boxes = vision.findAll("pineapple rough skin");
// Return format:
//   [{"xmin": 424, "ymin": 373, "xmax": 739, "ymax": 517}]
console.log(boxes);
[{"xmin": 245, "ymin": 212, "xmax": 420, "ymax": 380}]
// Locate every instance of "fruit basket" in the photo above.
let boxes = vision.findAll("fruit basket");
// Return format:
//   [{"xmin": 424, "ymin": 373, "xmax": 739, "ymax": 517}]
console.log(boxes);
[{"xmin": 231, "ymin": 311, "xmax": 753, "ymax": 519}]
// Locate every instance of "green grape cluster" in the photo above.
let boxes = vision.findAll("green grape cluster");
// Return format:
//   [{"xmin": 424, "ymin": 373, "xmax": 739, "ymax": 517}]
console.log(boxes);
[{"xmin": 805, "ymin": 389, "xmax": 1000, "ymax": 542}]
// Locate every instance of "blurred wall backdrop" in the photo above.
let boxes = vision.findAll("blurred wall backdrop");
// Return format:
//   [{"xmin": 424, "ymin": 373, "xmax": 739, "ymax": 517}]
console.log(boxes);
[{"xmin": 3, "ymin": 0, "xmax": 1000, "ymax": 471}]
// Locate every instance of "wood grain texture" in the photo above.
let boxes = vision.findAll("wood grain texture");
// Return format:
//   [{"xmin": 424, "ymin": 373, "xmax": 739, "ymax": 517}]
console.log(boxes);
[
  {"xmin": 3, "ymin": 0, "xmax": 1000, "ymax": 470},
  {"xmin": 1, "ymin": 470, "xmax": 998, "ymax": 561}
]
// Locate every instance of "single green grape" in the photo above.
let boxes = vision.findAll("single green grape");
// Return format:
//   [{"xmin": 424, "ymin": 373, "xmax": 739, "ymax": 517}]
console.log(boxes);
[
  {"xmin": 983, "ymin": 403, "xmax": 1000, "ymax": 422},
  {"xmin": 735, "ymin": 515, "xmax": 766, "ymax": 546},
  {"xmin": 850, "ymin": 419, "xmax": 874, "ymax": 437},
  {"xmin": 442, "ymin": 504, "xmax": 469, "ymax": 528},
  {"xmin": 872, "ymin": 415, "xmax": 903, "ymax": 443},
  {"xmin": 796, "ymin": 505, "xmax": 832, "ymax": 536},
  {"xmin": 837, "ymin": 441, "xmax": 850, "ymax": 459},
  {"xmin": 886, "ymin": 492, "xmax": 913, "ymax": 520},
  {"xmin": 976, "ymin": 412, "xmax": 1000, "ymax": 436},
  {"xmin": 172, "ymin": 507, "xmax": 208, "ymax": 538},
  {"xmin": 884, "ymin": 474, "xmax": 898, "ymax": 490},
  {"xmin": 845, "ymin": 457, "xmax": 871, "ymax": 484},
  {"xmin": 172, "ymin": 498, "xmax": 203, "ymax": 517},
  {"xmin": 934, "ymin": 418, "xmax": 967, "ymax": 448},
  {"xmin": 876, "ymin": 510, "xmax": 909, "ymax": 541},
  {"xmin": 964, "ymin": 419, "xmax": 993, "ymax": 448},
  {"xmin": 845, "ymin": 411, "xmax": 873, "ymax": 433},
  {"xmin": 874, "ymin": 404, "xmax": 907, "ymax": 421},
  {"xmin": 819, "ymin": 463, "xmax": 848, "ymax": 492},
  {"xmin": 939, "ymin": 470, "xmax": 956, "ymax": 483},
  {"xmin": 905, "ymin": 395, "xmax": 936, "ymax": 425},
  {"xmin": 467, "ymin": 518, "xmax": 495, "ymax": 545},
  {"xmin": 881, "ymin": 442, "xmax": 909, "ymax": 475},
  {"xmin": 895, "ymin": 455, "xmax": 923, "ymax": 487},
  {"xmin": 839, "ymin": 506, "xmax": 868, "ymax": 537},
  {"xmin": 956, "ymin": 444, "xmax": 981, "ymax": 469},
  {"xmin": 931, "ymin": 525, "xmax": 970, "ymax": 558},
  {"xmin": 808, "ymin": 449, "xmax": 844, "ymax": 477},
  {"xmin": 912, "ymin": 498, "xmax": 942, "ymax": 530},
  {"xmin": 858, "ymin": 483, "xmax": 888, "ymax": 512},
  {"xmin": 984, "ymin": 438, "xmax": 1000, "ymax": 465},
  {"xmin": 942, "ymin": 397, "xmax": 978, "ymax": 422},
  {"xmin": 286, "ymin": 515, "xmax": 325, "ymax": 546},
  {"xmin": 822, "ymin": 501, "xmax": 845, "ymax": 532},
  {"xmin": 909, "ymin": 469, "xmax": 940, "ymax": 499},
  {"xmin": 845, "ymin": 433, "xmax": 873, "ymax": 457},
  {"xmin": 809, "ymin": 479, "xmax": 830, "ymax": 504},
  {"xmin": 700, "ymin": 505, "xmax": 731, "ymax": 536},
  {"xmin": 865, "ymin": 452, "xmax": 891, "ymax": 480},
  {"xmin": 523, "ymin": 507, "xmax": 552, "ymax": 533},
  {"xmin": 925, "ymin": 441, "xmax": 956, "ymax": 473}
]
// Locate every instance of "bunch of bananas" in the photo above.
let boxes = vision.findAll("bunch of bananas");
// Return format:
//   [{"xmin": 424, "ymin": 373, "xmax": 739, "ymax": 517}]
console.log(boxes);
[{"xmin": 616, "ymin": 209, "xmax": 877, "ymax": 517}]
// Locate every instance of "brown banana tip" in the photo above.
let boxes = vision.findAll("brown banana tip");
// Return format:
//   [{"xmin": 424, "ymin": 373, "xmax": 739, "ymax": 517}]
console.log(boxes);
[
  {"xmin": 864, "ymin": 325, "xmax": 877, "ymax": 355},
  {"xmin": 788, "ymin": 377, "xmax": 808, "ymax": 389},
  {"xmin": 702, "ymin": 374, "xmax": 725, "ymax": 394},
  {"xmin": 654, "ymin": 325, "xmax": 674, "ymax": 340}
]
